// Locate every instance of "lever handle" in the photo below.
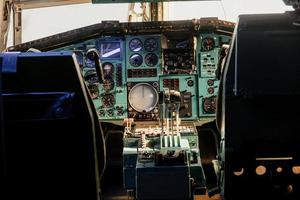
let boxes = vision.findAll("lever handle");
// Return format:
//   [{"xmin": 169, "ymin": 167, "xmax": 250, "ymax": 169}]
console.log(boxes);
[{"xmin": 86, "ymin": 48, "xmax": 105, "ymax": 84}]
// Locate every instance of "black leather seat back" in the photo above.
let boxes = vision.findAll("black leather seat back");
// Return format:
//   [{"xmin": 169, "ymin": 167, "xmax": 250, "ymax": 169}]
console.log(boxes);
[
  {"xmin": 219, "ymin": 13, "xmax": 300, "ymax": 200},
  {"xmin": 0, "ymin": 52, "xmax": 103, "ymax": 200}
]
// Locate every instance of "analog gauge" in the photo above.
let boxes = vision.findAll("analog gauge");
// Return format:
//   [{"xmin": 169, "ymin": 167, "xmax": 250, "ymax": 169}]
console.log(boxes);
[
  {"xmin": 103, "ymin": 78, "xmax": 114, "ymax": 92},
  {"xmin": 102, "ymin": 62, "xmax": 114, "ymax": 77},
  {"xmin": 129, "ymin": 54, "xmax": 143, "ymax": 67},
  {"xmin": 88, "ymin": 84, "xmax": 99, "ymax": 99},
  {"xmin": 207, "ymin": 87, "xmax": 214, "ymax": 94},
  {"xmin": 85, "ymin": 53, "xmax": 97, "ymax": 68},
  {"xmin": 85, "ymin": 59, "xmax": 95, "ymax": 68},
  {"xmin": 203, "ymin": 96, "xmax": 216, "ymax": 114},
  {"xmin": 144, "ymin": 38, "xmax": 158, "ymax": 52},
  {"xmin": 101, "ymin": 94, "xmax": 115, "ymax": 108},
  {"xmin": 84, "ymin": 70, "xmax": 99, "ymax": 85},
  {"xmin": 145, "ymin": 53, "xmax": 158, "ymax": 67},
  {"xmin": 129, "ymin": 38, "xmax": 143, "ymax": 52},
  {"xmin": 128, "ymin": 83, "xmax": 158, "ymax": 112},
  {"xmin": 202, "ymin": 37, "xmax": 215, "ymax": 51},
  {"xmin": 187, "ymin": 80, "xmax": 194, "ymax": 87},
  {"xmin": 207, "ymin": 79, "xmax": 214, "ymax": 86}
]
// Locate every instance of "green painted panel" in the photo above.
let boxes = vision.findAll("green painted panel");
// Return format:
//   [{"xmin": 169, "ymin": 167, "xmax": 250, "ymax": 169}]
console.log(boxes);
[
  {"xmin": 196, "ymin": 33, "xmax": 231, "ymax": 118},
  {"xmin": 159, "ymin": 74, "xmax": 198, "ymax": 120},
  {"xmin": 52, "ymin": 37, "xmax": 128, "ymax": 120}
]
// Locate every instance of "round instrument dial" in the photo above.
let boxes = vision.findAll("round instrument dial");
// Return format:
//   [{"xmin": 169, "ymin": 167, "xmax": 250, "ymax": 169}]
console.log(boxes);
[
  {"xmin": 202, "ymin": 37, "xmax": 215, "ymax": 51},
  {"xmin": 84, "ymin": 70, "xmax": 98, "ymax": 85},
  {"xmin": 103, "ymin": 78, "xmax": 114, "ymax": 92},
  {"xmin": 144, "ymin": 38, "xmax": 158, "ymax": 52},
  {"xmin": 207, "ymin": 79, "xmax": 214, "ymax": 86},
  {"xmin": 101, "ymin": 94, "xmax": 115, "ymax": 108},
  {"xmin": 203, "ymin": 96, "xmax": 216, "ymax": 114},
  {"xmin": 128, "ymin": 83, "xmax": 158, "ymax": 112},
  {"xmin": 129, "ymin": 38, "xmax": 143, "ymax": 52},
  {"xmin": 145, "ymin": 53, "xmax": 158, "ymax": 67},
  {"xmin": 102, "ymin": 62, "xmax": 114, "ymax": 77},
  {"xmin": 85, "ymin": 59, "xmax": 95, "ymax": 68},
  {"xmin": 88, "ymin": 85, "xmax": 99, "ymax": 99},
  {"xmin": 129, "ymin": 54, "xmax": 143, "ymax": 67},
  {"xmin": 207, "ymin": 87, "xmax": 214, "ymax": 94},
  {"xmin": 187, "ymin": 80, "xmax": 194, "ymax": 87}
]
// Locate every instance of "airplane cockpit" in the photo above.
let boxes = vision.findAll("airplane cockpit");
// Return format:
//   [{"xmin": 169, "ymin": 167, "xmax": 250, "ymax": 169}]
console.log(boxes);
[{"xmin": 1, "ymin": 0, "xmax": 300, "ymax": 200}]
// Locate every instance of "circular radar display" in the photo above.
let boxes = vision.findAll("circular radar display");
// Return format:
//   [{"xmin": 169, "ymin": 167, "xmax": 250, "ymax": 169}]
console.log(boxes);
[
  {"xmin": 102, "ymin": 94, "xmax": 115, "ymax": 108},
  {"xmin": 129, "ymin": 54, "xmax": 143, "ymax": 67},
  {"xmin": 129, "ymin": 83, "xmax": 158, "ymax": 112},
  {"xmin": 102, "ymin": 62, "xmax": 114, "ymax": 77},
  {"xmin": 129, "ymin": 38, "xmax": 143, "ymax": 52},
  {"xmin": 202, "ymin": 37, "xmax": 215, "ymax": 51},
  {"xmin": 145, "ymin": 53, "xmax": 158, "ymax": 67},
  {"xmin": 144, "ymin": 38, "xmax": 158, "ymax": 52}
]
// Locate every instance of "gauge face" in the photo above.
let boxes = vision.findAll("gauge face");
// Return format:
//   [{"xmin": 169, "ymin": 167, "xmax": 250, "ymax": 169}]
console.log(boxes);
[
  {"xmin": 84, "ymin": 70, "xmax": 98, "ymax": 85},
  {"xmin": 203, "ymin": 96, "xmax": 216, "ymax": 114},
  {"xmin": 207, "ymin": 87, "xmax": 214, "ymax": 94},
  {"xmin": 144, "ymin": 38, "xmax": 158, "ymax": 52},
  {"xmin": 85, "ymin": 59, "xmax": 95, "ymax": 68},
  {"xmin": 88, "ymin": 85, "xmax": 99, "ymax": 99},
  {"xmin": 103, "ymin": 78, "xmax": 114, "ymax": 92},
  {"xmin": 102, "ymin": 94, "xmax": 115, "ymax": 108},
  {"xmin": 145, "ymin": 53, "xmax": 158, "ymax": 67},
  {"xmin": 202, "ymin": 37, "xmax": 215, "ymax": 51},
  {"xmin": 187, "ymin": 80, "xmax": 194, "ymax": 87},
  {"xmin": 129, "ymin": 38, "xmax": 143, "ymax": 52},
  {"xmin": 129, "ymin": 83, "xmax": 158, "ymax": 112},
  {"xmin": 102, "ymin": 62, "xmax": 114, "ymax": 77},
  {"xmin": 207, "ymin": 79, "xmax": 214, "ymax": 86},
  {"xmin": 129, "ymin": 54, "xmax": 143, "ymax": 67}
]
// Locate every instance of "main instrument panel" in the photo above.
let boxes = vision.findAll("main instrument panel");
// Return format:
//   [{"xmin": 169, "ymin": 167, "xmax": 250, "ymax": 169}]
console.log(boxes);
[{"xmin": 28, "ymin": 19, "xmax": 234, "ymax": 123}]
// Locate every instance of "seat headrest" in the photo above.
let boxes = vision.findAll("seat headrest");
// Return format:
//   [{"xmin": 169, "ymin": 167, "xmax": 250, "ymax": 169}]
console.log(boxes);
[{"xmin": 234, "ymin": 14, "xmax": 300, "ymax": 97}]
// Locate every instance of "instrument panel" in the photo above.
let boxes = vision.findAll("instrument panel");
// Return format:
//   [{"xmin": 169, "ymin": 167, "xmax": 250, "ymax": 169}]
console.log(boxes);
[
  {"xmin": 197, "ymin": 34, "xmax": 231, "ymax": 118},
  {"xmin": 55, "ymin": 37, "xmax": 127, "ymax": 120},
  {"xmin": 126, "ymin": 35, "xmax": 161, "ymax": 81},
  {"xmin": 160, "ymin": 75, "xmax": 198, "ymax": 119},
  {"xmin": 50, "ymin": 20, "xmax": 233, "ymax": 123}
]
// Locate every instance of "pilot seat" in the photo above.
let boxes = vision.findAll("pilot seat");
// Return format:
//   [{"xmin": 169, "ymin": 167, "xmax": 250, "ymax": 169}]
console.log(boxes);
[
  {"xmin": 0, "ymin": 52, "xmax": 106, "ymax": 200},
  {"xmin": 218, "ymin": 12, "xmax": 300, "ymax": 200}
]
